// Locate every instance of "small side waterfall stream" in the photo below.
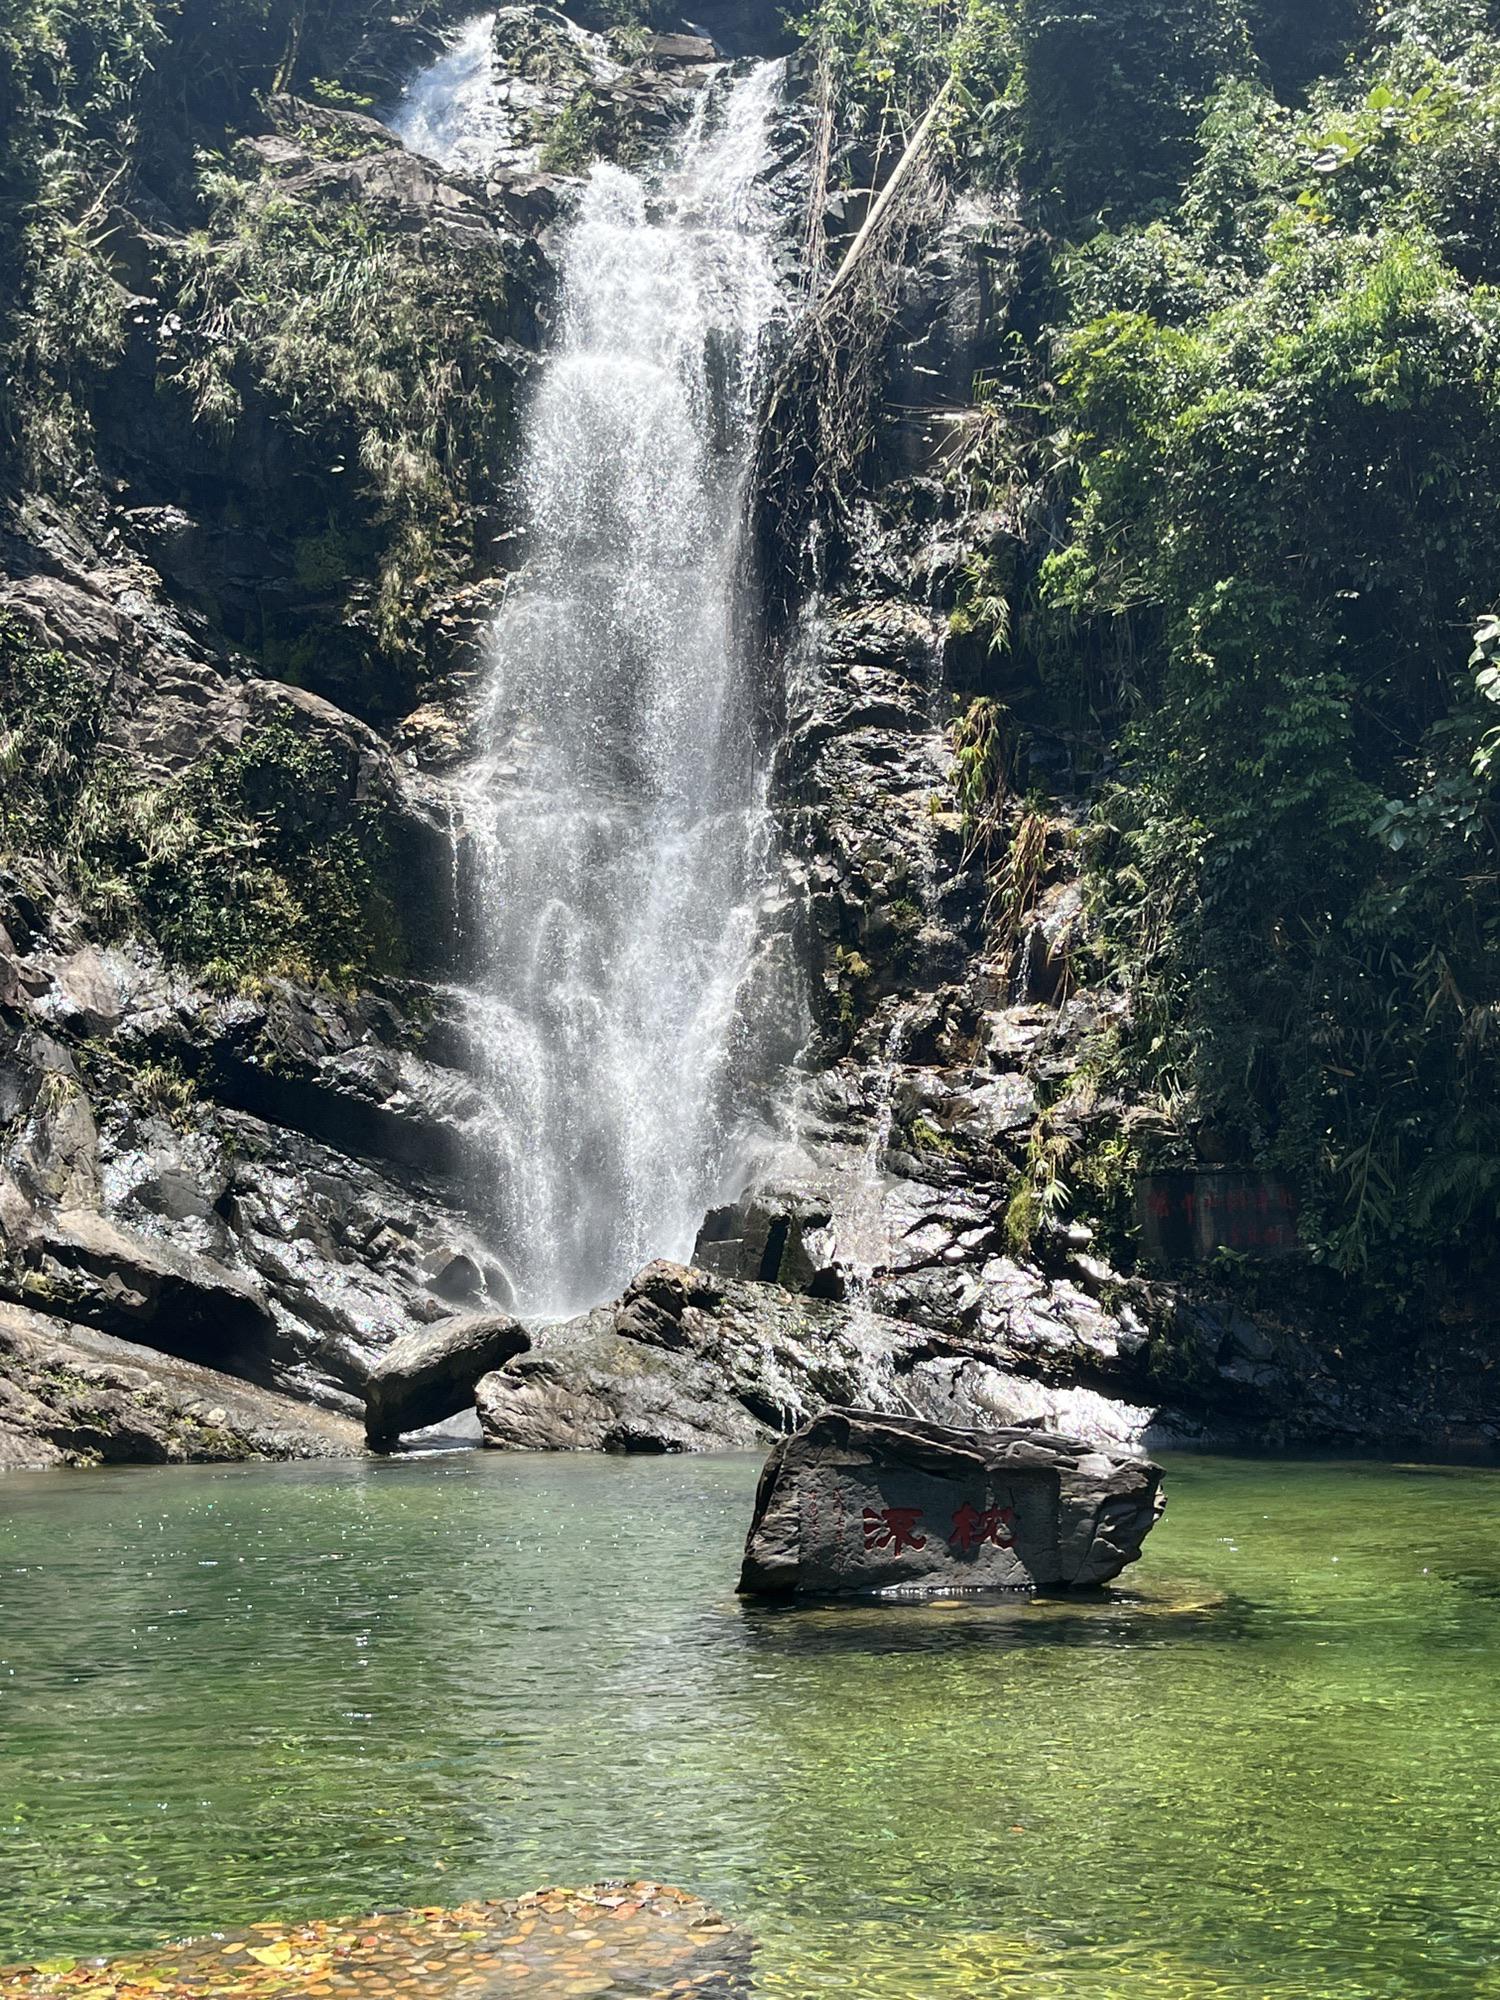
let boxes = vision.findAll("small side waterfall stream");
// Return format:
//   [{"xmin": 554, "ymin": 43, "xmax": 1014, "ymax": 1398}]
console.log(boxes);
[
  {"xmin": 390, "ymin": 14, "xmax": 521, "ymax": 173},
  {"xmin": 399, "ymin": 36, "xmax": 790, "ymax": 1315}
]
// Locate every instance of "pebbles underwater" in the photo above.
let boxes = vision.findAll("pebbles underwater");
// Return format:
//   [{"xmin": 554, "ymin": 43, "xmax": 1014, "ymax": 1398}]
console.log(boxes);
[{"xmin": 0, "ymin": 1885, "xmax": 751, "ymax": 1999}]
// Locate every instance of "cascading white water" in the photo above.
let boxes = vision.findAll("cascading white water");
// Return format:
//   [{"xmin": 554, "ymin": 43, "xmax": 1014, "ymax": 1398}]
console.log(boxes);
[
  {"xmin": 391, "ymin": 9, "xmax": 619, "ymax": 174},
  {"xmin": 390, "ymin": 14, "xmax": 515, "ymax": 173},
  {"xmin": 399, "ymin": 33, "xmax": 790, "ymax": 1315}
]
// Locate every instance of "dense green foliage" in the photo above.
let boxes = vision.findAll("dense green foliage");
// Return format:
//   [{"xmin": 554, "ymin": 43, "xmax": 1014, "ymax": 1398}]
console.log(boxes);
[
  {"xmin": 806, "ymin": 0, "xmax": 1500, "ymax": 1311},
  {"xmin": 798, "ymin": 0, "xmax": 1376, "ymax": 214},
  {"xmin": 0, "ymin": 613, "xmax": 392, "ymax": 988},
  {"xmin": 1046, "ymin": 5, "xmax": 1500, "ymax": 1293},
  {"xmin": 0, "ymin": 0, "xmax": 159, "ymax": 479},
  {"xmin": 0, "ymin": 0, "xmax": 502, "ymax": 672},
  {"xmin": 0, "ymin": 0, "xmax": 466, "ymax": 476}
]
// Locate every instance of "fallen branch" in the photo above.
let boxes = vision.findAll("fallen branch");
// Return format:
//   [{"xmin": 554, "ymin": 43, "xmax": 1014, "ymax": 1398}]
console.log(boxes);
[
  {"xmin": 802, "ymin": 50, "xmax": 836, "ymax": 294},
  {"xmin": 821, "ymin": 76, "xmax": 954, "ymax": 306}
]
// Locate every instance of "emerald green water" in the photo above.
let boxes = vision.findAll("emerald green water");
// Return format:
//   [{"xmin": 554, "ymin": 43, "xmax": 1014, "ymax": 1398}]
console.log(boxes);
[{"xmin": 3, "ymin": 1452, "xmax": 1499, "ymax": 1996}]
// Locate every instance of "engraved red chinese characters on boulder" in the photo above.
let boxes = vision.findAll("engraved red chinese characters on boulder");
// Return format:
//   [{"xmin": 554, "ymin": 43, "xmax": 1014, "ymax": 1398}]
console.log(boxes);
[
  {"xmin": 863, "ymin": 1505, "xmax": 927, "ymax": 1553},
  {"xmin": 948, "ymin": 1502, "xmax": 1014, "ymax": 1555},
  {"xmin": 738, "ymin": 1408, "xmax": 1164, "ymax": 1598}
]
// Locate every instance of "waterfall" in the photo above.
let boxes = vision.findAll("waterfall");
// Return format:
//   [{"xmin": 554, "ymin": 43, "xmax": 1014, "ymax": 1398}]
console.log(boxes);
[
  {"xmin": 399, "ymin": 34, "xmax": 791, "ymax": 1315},
  {"xmin": 389, "ymin": 15, "xmax": 516, "ymax": 174}
]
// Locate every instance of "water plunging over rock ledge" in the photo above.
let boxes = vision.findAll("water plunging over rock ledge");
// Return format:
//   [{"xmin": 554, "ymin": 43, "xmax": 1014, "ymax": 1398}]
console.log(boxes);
[{"xmin": 450, "ymin": 57, "xmax": 801, "ymax": 1317}]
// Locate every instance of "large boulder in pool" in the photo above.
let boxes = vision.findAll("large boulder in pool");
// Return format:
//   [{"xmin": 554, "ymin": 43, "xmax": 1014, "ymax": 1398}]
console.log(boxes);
[
  {"xmin": 738, "ymin": 1407, "xmax": 1164, "ymax": 1597},
  {"xmin": 365, "ymin": 1311, "xmax": 529, "ymax": 1450}
]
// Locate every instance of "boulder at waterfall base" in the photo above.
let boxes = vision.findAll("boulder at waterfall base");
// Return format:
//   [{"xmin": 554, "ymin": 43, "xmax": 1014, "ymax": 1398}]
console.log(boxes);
[
  {"xmin": 473, "ymin": 1258, "xmax": 1200, "ymax": 1455},
  {"xmin": 738, "ymin": 1408, "xmax": 1165, "ymax": 1596},
  {"xmin": 365, "ymin": 1310, "xmax": 530, "ymax": 1449}
]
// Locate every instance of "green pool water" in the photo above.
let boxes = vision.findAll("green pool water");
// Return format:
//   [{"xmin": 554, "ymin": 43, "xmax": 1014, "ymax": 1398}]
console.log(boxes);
[{"xmin": 2, "ymin": 1450, "xmax": 1499, "ymax": 1996}]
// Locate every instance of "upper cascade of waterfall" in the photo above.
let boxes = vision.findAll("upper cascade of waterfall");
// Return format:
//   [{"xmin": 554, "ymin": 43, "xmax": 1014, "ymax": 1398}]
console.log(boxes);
[
  {"xmin": 395, "ymin": 31, "xmax": 796, "ymax": 1317},
  {"xmin": 390, "ymin": 11, "xmax": 623, "ymax": 177},
  {"xmin": 388, "ymin": 14, "xmax": 515, "ymax": 174}
]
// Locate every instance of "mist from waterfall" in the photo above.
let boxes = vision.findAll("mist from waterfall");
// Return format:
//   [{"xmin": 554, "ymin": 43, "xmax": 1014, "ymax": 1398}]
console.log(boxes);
[{"xmin": 398, "ymin": 31, "xmax": 792, "ymax": 1315}]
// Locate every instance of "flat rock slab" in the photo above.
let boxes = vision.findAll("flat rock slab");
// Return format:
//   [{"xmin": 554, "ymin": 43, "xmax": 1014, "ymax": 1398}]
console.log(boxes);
[
  {"xmin": 0, "ymin": 1885, "xmax": 750, "ymax": 1998},
  {"xmin": 738, "ymin": 1407, "xmax": 1164, "ymax": 1597},
  {"xmin": 0, "ymin": 1301, "xmax": 362, "ymax": 1472}
]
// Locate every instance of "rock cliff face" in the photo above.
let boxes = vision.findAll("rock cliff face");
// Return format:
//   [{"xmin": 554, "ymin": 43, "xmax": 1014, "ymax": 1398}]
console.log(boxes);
[
  {"xmin": 0, "ymin": 8, "xmax": 564, "ymax": 1457},
  {"xmin": 696, "ymin": 52, "xmax": 1500, "ymax": 1456},
  {"xmin": 0, "ymin": 1298, "xmax": 361, "ymax": 1471},
  {"xmin": 2, "ymin": 0, "xmax": 1495, "ymax": 1469}
]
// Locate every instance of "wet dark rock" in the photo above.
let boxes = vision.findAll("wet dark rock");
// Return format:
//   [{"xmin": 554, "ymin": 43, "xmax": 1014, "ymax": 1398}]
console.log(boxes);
[
  {"xmin": 133, "ymin": 1103, "xmax": 513, "ymax": 1404},
  {"xmin": 0, "ymin": 564, "xmax": 240, "ymax": 779},
  {"xmin": 469, "ymin": 4, "xmax": 730, "ymax": 178},
  {"xmin": 693, "ymin": 1188, "xmax": 842, "ymax": 1294},
  {"xmin": 474, "ymin": 1258, "xmax": 1181, "ymax": 1455},
  {"xmin": 677, "ymin": 0, "xmax": 794, "ymax": 55},
  {"xmin": 0, "ymin": 1036, "xmax": 102, "ymax": 1211},
  {"xmin": 648, "ymin": 33, "xmax": 717, "ymax": 64},
  {"xmin": 737, "ymin": 1407, "xmax": 1165, "ymax": 1597},
  {"xmin": 244, "ymin": 99, "xmax": 536, "ymax": 255},
  {"xmin": 31, "ymin": 947, "xmax": 124, "ymax": 1037},
  {"xmin": 365, "ymin": 1309, "xmax": 530, "ymax": 1449},
  {"xmin": 0, "ymin": 1299, "xmax": 361, "ymax": 1471},
  {"xmin": 477, "ymin": 1263, "xmax": 774, "ymax": 1452},
  {"xmin": 0, "ymin": 936, "xmax": 517, "ymax": 1416},
  {"xmin": 477, "ymin": 1259, "xmax": 868, "ymax": 1452},
  {"xmin": 208, "ymin": 980, "xmax": 494, "ymax": 1178},
  {"xmin": 884, "ymin": 193, "xmax": 1024, "ymax": 423},
  {"xmin": 423, "ymin": 1245, "xmax": 488, "ymax": 1302},
  {"xmin": 265, "ymin": 92, "xmax": 400, "ymax": 157}
]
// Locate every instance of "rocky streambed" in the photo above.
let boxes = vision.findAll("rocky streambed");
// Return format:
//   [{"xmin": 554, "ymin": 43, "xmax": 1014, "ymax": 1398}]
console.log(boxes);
[{"xmin": 0, "ymin": 1886, "xmax": 751, "ymax": 1999}]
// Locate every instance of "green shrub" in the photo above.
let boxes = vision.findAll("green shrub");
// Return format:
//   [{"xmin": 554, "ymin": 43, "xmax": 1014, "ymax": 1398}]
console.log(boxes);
[
  {"xmin": 0, "ymin": 612, "xmax": 397, "ymax": 987},
  {"xmin": 538, "ymin": 90, "xmax": 607, "ymax": 173}
]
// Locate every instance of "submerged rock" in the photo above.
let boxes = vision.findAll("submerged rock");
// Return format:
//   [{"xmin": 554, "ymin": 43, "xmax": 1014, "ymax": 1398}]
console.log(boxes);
[
  {"xmin": 365, "ymin": 1309, "xmax": 530, "ymax": 1450},
  {"xmin": 0, "ymin": 1883, "xmax": 751, "ymax": 1997},
  {"xmin": 738, "ymin": 1407, "xmax": 1164, "ymax": 1597}
]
